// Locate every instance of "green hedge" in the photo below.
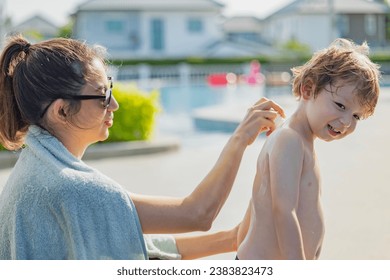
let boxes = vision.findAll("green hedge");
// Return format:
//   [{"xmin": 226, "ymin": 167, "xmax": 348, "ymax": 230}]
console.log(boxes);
[
  {"xmin": 106, "ymin": 82, "xmax": 160, "ymax": 142},
  {"xmin": 109, "ymin": 50, "xmax": 390, "ymax": 68}
]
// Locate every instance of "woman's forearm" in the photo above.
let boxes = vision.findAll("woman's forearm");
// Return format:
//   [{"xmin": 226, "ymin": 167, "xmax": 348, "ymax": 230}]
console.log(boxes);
[
  {"xmin": 183, "ymin": 134, "xmax": 247, "ymax": 229},
  {"xmin": 131, "ymin": 135, "xmax": 247, "ymax": 233},
  {"xmin": 175, "ymin": 227, "xmax": 238, "ymax": 260},
  {"xmin": 237, "ymin": 203, "xmax": 252, "ymax": 246}
]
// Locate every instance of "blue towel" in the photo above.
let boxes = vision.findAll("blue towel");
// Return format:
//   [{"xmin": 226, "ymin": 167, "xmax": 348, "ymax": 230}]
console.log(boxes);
[{"xmin": 0, "ymin": 125, "xmax": 148, "ymax": 259}]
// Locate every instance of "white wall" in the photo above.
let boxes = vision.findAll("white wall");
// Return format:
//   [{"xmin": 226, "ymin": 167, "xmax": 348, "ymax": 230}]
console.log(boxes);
[
  {"xmin": 0, "ymin": 0, "xmax": 5, "ymax": 47},
  {"xmin": 142, "ymin": 11, "xmax": 223, "ymax": 57},
  {"xmin": 75, "ymin": 10, "xmax": 224, "ymax": 59},
  {"xmin": 264, "ymin": 14, "xmax": 335, "ymax": 51}
]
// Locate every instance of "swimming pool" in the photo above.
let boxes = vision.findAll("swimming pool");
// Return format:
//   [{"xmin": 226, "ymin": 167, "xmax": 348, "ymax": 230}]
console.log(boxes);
[{"xmin": 154, "ymin": 83, "xmax": 293, "ymax": 138}]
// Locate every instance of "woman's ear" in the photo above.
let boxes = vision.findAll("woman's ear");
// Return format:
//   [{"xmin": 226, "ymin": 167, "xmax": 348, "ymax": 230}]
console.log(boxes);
[
  {"xmin": 300, "ymin": 79, "xmax": 315, "ymax": 100},
  {"xmin": 47, "ymin": 99, "xmax": 68, "ymax": 123}
]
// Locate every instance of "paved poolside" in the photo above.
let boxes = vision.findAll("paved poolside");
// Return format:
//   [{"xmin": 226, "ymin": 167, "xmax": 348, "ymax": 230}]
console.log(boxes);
[{"xmin": 0, "ymin": 88, "xmax": 390, "ymax": 260}]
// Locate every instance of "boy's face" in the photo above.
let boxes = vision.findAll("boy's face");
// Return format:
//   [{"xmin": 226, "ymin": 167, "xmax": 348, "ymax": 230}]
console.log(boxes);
[{"xmin": 306, "ymin": 82, "xmax": 365, "ymax": 142}]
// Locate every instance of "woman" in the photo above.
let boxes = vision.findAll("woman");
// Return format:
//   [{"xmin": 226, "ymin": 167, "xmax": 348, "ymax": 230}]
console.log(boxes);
[{"xmin": 0, "ymin": 35, "xmax": 284, "ymax": 260}]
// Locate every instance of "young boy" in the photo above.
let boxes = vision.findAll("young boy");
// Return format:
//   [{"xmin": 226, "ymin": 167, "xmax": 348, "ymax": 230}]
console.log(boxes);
[{"xmin": 236, "ymin": 39, "xmax": 380, "ymax": 260}]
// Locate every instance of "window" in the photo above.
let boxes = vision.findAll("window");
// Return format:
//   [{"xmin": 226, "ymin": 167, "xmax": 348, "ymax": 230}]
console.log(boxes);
[
  {"xmin": 365, "ymin": 15, "xmax": 377, "ymax": 36},
  {"xmin": 105, "ymin": 20, "xmax": 124, "ymax": 33},
  {"xmin": 188, "ymin": 19, "xmax": 203, "ymax": 33},
  {"xmin": 337, "ymin": 15, "xmax": 349, "ymax": 37},
  {"xmin": 151, "ymin": 19, "xmax": 164, "ymax": 51}
]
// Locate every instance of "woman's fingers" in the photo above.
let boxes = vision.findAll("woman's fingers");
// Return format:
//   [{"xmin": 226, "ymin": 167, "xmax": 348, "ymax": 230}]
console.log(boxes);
[
  {"xmin": 239, "ymin": 110, "xmax": 278, "ymax": 145},
  {"xmin": 250, "ymin": 98, "xmax": 286, "ymax": 118},
  {"xmin": 235, "ymin": 98, "xmax": 286, "ymax": 145}
]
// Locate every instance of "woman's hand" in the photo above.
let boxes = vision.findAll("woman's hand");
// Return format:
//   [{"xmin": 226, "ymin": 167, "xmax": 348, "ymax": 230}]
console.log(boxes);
[{"xmin": 234, "ymin": 97, "xmax": 285, "ymax": 145}]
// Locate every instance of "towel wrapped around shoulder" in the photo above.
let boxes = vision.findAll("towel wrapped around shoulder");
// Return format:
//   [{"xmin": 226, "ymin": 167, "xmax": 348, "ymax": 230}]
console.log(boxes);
[{"xmin": 0, "ymin": 125, "xmax": 180, "ymax": 260}]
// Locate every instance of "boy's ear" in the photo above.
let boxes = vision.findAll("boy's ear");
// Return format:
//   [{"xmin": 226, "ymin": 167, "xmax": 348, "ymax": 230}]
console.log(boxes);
[{"xmin": 300, "ymin": 79, "xmax": 315, "ymax": 100}]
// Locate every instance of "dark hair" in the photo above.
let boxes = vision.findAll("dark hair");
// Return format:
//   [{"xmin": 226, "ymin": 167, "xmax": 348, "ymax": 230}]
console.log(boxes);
[{"xmin": 0, "ymin": 35, "xmax": 106, "ymax": 150}]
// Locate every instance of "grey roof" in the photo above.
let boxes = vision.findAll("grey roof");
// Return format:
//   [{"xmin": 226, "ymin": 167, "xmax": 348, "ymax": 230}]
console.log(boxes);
[
  {"xmin": 223, "ymin": 16, "xmax": 263, "ymax": 32},
  {"xmin": 11, "ymin": 14, "xmax": 58, "ymax": 34},
  {"xmin": 268, "ymin": 0, "xmax": 390, "ymax": 18},
  {"xmin": 13, "ymin": 14, "xmax": 58, "ymax": 29},
  {"xmin": 205, "ymin": 39, "xmax": 280, "ymax": 57},
  {"xmin": 76, "ymin": 0, "xmax": 224, "ymax": 12}
]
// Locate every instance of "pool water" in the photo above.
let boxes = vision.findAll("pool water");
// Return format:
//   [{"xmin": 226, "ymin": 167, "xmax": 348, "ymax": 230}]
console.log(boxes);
[
  {"xmin": 159, "ymin": 84, "xmax": 228, "ymax": 114},
  {"xmin": 158, "ymin": 84, "xmax": 273, "ymax": 113},
  {"xmin": 154, "ymin": 84, "xmax": 292, "ymax": 141}
]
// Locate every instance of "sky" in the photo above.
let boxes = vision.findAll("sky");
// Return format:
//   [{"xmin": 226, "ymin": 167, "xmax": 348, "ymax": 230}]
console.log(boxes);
[{"xmin": 4, "ymin": 0, "xmax": 294, "ymax": 26}]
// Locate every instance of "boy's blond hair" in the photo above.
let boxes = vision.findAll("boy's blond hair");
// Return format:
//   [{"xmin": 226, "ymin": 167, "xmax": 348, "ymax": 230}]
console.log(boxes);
[{"xmin": 291, "ymin": 38, "xmax": 381, "ymax": 118}]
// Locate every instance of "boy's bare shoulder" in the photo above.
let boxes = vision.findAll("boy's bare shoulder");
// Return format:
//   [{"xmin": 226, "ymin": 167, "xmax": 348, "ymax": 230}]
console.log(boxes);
[{"xmin": 268, "ymin": 126, "xmax": 305, "ymax": 154}]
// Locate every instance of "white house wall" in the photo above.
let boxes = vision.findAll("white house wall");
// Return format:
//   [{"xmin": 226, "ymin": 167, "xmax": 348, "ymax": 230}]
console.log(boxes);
[
  {"xmin": 296, "ymin": 15, "xmax": 333, "ymax": 51},
  {"xmin": 142, "ymin": 11, "xmax": 222, "ymax": 58},
  {"xmin": 0, "ymin": 0, "xmax": 4, "ymax": 47},
  {"xmin": 75, "ymin": 10, "xmax": 223, "ymax": 59},
  {"xmin": 75, "ymin": 11, "xmax": 141, "ymax": 53},
  {"xmin": 264, "ymin": 14, "xmax": 334, "ymax": 51}
]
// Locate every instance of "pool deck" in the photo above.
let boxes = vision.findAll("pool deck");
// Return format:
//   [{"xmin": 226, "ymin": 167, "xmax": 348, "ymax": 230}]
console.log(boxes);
[
  {"xmin": 192, "ymin": 103, "xmax": 247, "ymax": 132},
  {"xmin": 1, "ymin": 89, "xmax": 390, "ymax": 260}
]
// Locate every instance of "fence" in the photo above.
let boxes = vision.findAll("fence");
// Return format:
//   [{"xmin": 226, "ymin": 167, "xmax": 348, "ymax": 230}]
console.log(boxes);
[
  {"xmin": 113, "ymin": 61, "xmax": 390, "ymax": 88},
  {"xmin": 115, "ymin": 63, "xmax": 249, "ymax": 87}
]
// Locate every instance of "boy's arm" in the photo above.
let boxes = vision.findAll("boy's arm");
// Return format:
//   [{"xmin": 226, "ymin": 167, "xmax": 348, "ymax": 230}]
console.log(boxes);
[{"xmin": 269, "ymin": 131, "xmax": 306, "ymax": 259}]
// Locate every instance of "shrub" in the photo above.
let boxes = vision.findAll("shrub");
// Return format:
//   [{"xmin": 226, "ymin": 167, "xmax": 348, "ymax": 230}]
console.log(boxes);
[
  {"xmin": 278, "ymin": 39, "xmax": 312, "ymax": 61},
  {"xmin": 106, "ymin": 82, "xmax": 160, "ymax": 142}
]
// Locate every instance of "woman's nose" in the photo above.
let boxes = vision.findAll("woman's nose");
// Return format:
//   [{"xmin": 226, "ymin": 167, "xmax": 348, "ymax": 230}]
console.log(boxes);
[{"xmin": 109, "ymin": 95, "xmax": 119, "ymax": 111}]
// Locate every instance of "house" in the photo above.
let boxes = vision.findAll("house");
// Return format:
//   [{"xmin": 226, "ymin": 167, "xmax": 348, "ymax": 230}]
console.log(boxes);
[
  {"xmin": 0, "ymin": 0, "xmax": 6, "ymax": 47},
  {"xmin": 212, "ymin": 15, "xmax": 281, "ymax": 57},
  {"xmin": 7, "ymin": 14, "xmax": 59, "ymax": 42},
  {"xmin": 72, "ymin": 0, "xmax": 227, "ymax": 60},
  {"xmin": 223, "ymin": 16, "xmax": 264, "ymax": 44},
  {"xmin": 263, "ymin": 0, "xmax": 390, "ymax": 51},
  {"xmin": 204, "ymin": 39, "xmax": 280, "ymax": 57}
]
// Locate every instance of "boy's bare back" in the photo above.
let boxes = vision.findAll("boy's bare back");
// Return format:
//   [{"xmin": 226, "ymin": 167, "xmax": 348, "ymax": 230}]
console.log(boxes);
[{"xmin": 237, "ymin": 125, "xmax": 324, "ymax": 260}]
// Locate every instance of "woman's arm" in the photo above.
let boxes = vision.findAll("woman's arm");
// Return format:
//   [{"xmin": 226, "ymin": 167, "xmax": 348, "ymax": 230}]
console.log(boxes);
[
  {"xmin": 176, "ymin": 202, "xmax": 254, "ymax": 259},
  {"xmin": 131, "ymin": 98, "xmax": 285, "ymax": 234},
  {"xmin": 175, "ymin": 226, "xmax": 239, "ymax": 260},
  {"xmin": 237, "ymin": 203, "xmax": 252, "ymax": 247}
]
